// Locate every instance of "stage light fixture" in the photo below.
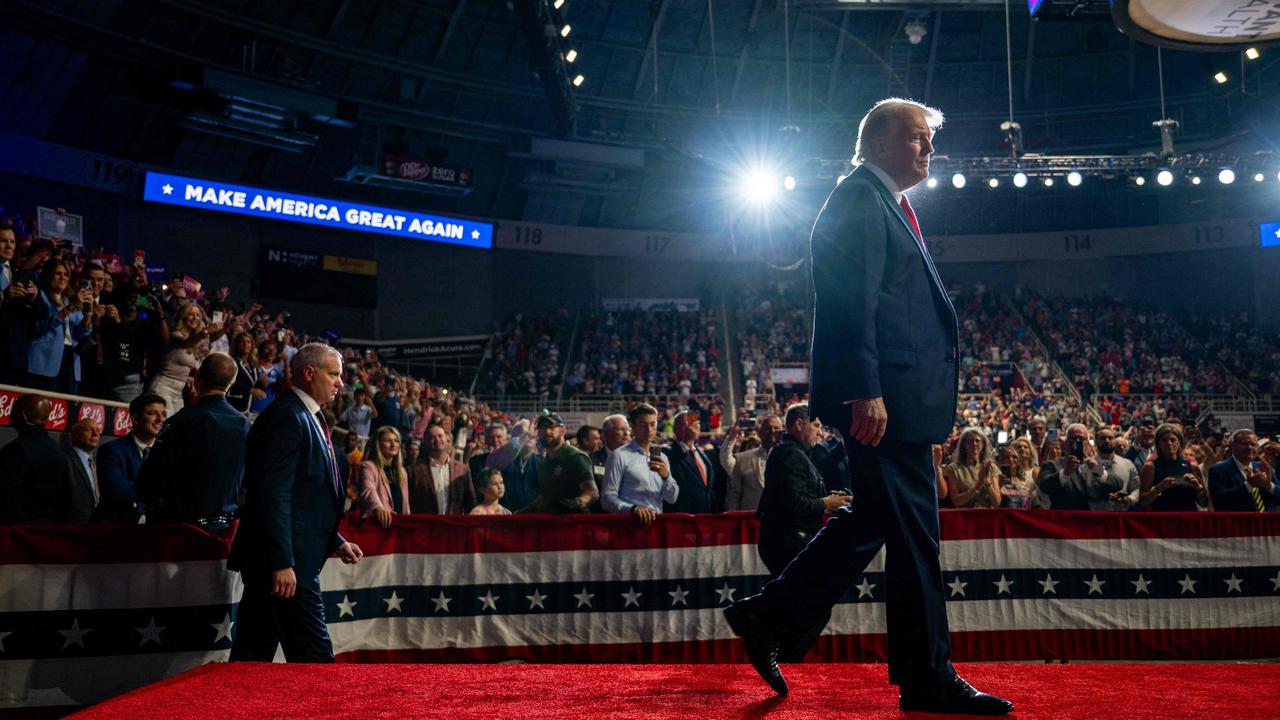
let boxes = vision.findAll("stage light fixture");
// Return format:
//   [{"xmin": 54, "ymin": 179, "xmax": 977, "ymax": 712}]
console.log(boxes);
[
  {"xmin": 925, "ymin": 177, "xmax": 938, "ymax": 189},
  {"xmin": 1247, "ymin": 47, "xmax": 1260, "ymax": 60},
  {"xmin": 554, "ymin": 0, "xmax": 566, "ymax": 7},
  {"xmin": 988, "ymin": 178, "xmax": 999, "ymax": 188},
  {"xmin": 1067, "ymin": 171, "xmax": 1083, "ymax": 187},
  {"xmin": 1013, "ymin": 172, "xmax": 1028, "ymax": 188},
  {"xmin": 565, "ymin": 49, "xmax": 578, "ymax": 63},
  {"xmin": 741, "ymin": 170, "xmax": 779, "ymax": 204},
  {"xmin": 951, "ymin": 173, "xmax": 966, "ymax": 189},
  {"xmin": 1191, "ymin": 176, "xmax": 1202, "ymax": 185},
  {"xmin": 560, "ymin": 24, "xmax": 571, "ymax": 37},
  {"xmin": 1135, "ymin": 176, "xmax": 1146, "ymax": 186},
  {"xmin": 1043, "ymin": 177, "xmax": 1054, "ymax": 187},
  {"xmin": 1157, "ymin": 170, "xmax": 1174, "ymax": 186},
  {"xmin": 1256, "ymin": 172, "xmax": 1266, "ymax": 182},
  {"xmin": 1214, "ymin": 72, "xmax": 1229, "ymax": 84},
  {"xmin": 1218, "ymin": 169, "xmax": 1235, "ymax": 184},
  {"xmin": 572, "ymin": 74, "xmax": 584, "ymax": 87},
  {"xmin": 783, "ymin": 175, "xmax": 797, "ymax": 191}
]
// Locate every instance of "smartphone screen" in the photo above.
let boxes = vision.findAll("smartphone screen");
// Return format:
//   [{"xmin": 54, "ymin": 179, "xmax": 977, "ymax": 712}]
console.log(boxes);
[{"xmin": 211, "ymin": 310, "xmax": 225, "ymax": 325}]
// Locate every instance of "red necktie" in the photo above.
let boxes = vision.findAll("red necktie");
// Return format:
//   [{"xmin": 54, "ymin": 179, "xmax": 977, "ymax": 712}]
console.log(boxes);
[
  {"xmin": 315, "ymin": 410, "xmax": 341, "ymax": 499},
  {"xmin": 691, "ymin": 448, "xmax": 708, "ymax": 486},
  {"xmin": 899, "ymin": 195, "xmax": 924, "ymax": 249}
]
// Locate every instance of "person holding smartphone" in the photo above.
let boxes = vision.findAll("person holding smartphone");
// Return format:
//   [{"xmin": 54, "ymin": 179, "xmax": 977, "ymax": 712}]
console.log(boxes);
[
  {"xmin": 1136, "ymin": 423, "xmax": 1209, "ymax": 511},
  {"xmin": 24, "ymin": 259, "xmax": 94, "ymax": 394},
  {"xmin": 1038, "ymin": 423, "xmax": 1122, "ymax": 510},
  {"xmin": 600, "ymin": 403, "xmax": 678, "ymax": 525}
]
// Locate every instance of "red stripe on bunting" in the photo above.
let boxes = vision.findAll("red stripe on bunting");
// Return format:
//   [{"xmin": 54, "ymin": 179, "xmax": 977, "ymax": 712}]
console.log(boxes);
[
  {"xmin": 0, "ymin": 522, "xmax": 237, "ymax": 565},
  {"xmin": 335, "ymin": 626, "xmax": 1280, "ymax": 665},
  {"xmin": 941, "ymin": 509, "xmax": 1280, "ymax": 542}
]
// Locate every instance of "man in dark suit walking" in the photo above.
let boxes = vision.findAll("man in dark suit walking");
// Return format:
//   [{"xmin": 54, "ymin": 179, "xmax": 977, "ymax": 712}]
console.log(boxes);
[
  {"xmin": 65, "ymin": 418, "xmax": 101, "ymax": 524},
  {"xmin": 663, "ymin": 410, "xmax": 717, "ymax": 514},
  {"xmin": 137, "ymin": 352, "xmax": 251, "ymax": 527},
  {"xmin": 1208, "ymin": 429, "xmax": 1279, "ymax": 512},
  {"xmin": 229, "ymin": 343, "xmax": 363, "ymax": 663},
  {"xmin": 724, "ymin": 99, "xmax": 1012, "ymax": 715},
  {"xmin": 0, "ymin": 394, "xmax": 75, "ymax": 524}
]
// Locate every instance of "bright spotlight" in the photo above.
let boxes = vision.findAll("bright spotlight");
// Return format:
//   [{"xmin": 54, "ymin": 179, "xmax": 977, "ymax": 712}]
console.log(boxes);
[
  {"xmin": 1218, "ymin": 169, "xmax": 1235, "ymax": 184},
  {"xmin": 572, "ymin": 74, "xmax": 584, "ymax": 87},
  {"xmin": 1043, "ymin": 177, "xmax": 1054, "ymax": 187},
  {"xmin": 554, "ymin": 0, "xmax": 566, "ymax": 7},
  {"xmin": 1247, "ymin": 47, "xmax": 1260, "ymax": 60},
  {"xmin": 560, "ymin": 24, "xmax": 571, "ymax": 37},
  {"xmin": 1157, "ymin": 170, "xmax": 1174, "ymax": 186},
  {"xmin": 1135, "ymin": 176, "xmax": 1146, "ymax": 186},
  {"xmin": 741, "ymin": 171, "xmax": 779, "ymax": 204},
  {"xmin": 1013, "ymin": 172, "xmax": 1028, "ymax": 188},
  {"xmin": 1067, "ymin": 171, "xmax": 1083, "ymax": 187},
  {"xmin": 1191, "ymin": 176, "xmax": 1202, "ymax": 185},
  {"xmin": 988, "ymin": 178, "xmax": 999, "ymax": 188},
  {"xmin": 1255, "ymin": 172, "xmax": 1266, "ymax": 182},
  {"xmin": 1214, "ymin": 71, "xmax": 1229, "ymax": 84},
  {"xmin": 783, "ymin": 175, "xmax": 797, "ymax": 191},
  {"xmin": 926, "ymin": 177, "xmax": 938, "ymax": 189},
  {"xmin": 951, "ymin": 173, "xmax": 966, "ymax": 189},
  {"xmin": 565, "ymin": 49, "xmax": 578, "ymax": 63}
]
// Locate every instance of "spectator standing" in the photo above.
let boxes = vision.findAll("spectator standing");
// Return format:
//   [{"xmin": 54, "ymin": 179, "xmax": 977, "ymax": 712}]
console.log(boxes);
[
  {"xmin": 1207, "ymin": 429, "xmax": 1278, "ymax": 512},
  {"xmin": 470, "ymin": 468, "xmax": 512, "ymax": 515},
  {"xmin": 25, "ymin": 259, "xmax": 94, "ymax": 394},
  {"xmin": 0, "ymin": 394, "xmax": 75, "ymax": 524},
  {"xmin": 943, "ymin": 429, "xmax": 1001, "ymax": 509},
  {"xmin": 1124, "ymin": 420, "xmax": 1156, "ymax": 470},
  {"xmin": 468, "ymin": 421, "xmax": 509, "ymax": 485},
  {"xmin": 92, "ymin": 392, "xmax": 166, "ymax": 524},
  {"xmin": 1092, "ymin": 426, "xmax": 1140, "ymax": 511},
  {"xmin": 664, "ymin": 410, "xmax": 717, "ymax": 513},
  {"xmin": 341, "ymin": 387, "xmax": 376, "ymax": 447},
  {"xmin": 248, "ymin": 340, "xmax": 282, "ymax": 416},
  {"xmin": 723, "ymin": 415, "xmax": 783, "ymax": 511},
  {"xmin": 520, "ymin": 412, "xmax": 597, "ymax": 513},
  {"xmin": 1137, "ymin": 423, "xmax": 1209, "ymax": 511},
  {"xmin": 601, "ymin": 403, "xmax": 677, "ymax": 524},
  {"xmin": 355, "ymin": 426, "xmax": 410, "ymax": 527},
  {"xmin": 408, "ymin": 424, "xmax": 476, "ymax": 514},
  {"xmin": 136, "ymin": 353, "xmax": 250, "ymax": 527},
  {"xmin": 65, "ymin": 417, "xmax": 101, "ymax": 524},
  {"xmin": 226, "ymin": 332, "xmax": 259, "ymax": 414},
  {"xmin": 1039, "ymin": 424, "xmax": 1121, "ymax": 510},
  {"xmin": 147, "ymin": 302, "xmax": 208, "ymax": 413}
]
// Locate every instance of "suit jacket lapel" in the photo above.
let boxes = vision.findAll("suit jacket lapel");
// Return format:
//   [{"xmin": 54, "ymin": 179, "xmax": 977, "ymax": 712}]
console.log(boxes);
[
  {"xmin": 292, "ymin": 392, "xmax": 341, "ymax": 503},
  {"xmin": 857, "ymin": 166, "xmax": 954, "ymax": 315}
]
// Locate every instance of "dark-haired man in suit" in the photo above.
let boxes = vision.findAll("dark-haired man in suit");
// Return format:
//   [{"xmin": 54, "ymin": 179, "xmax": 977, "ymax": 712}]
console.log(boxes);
[
  {"xmin": 229, "ymin": 343, "xmax": 363, "ymax": 663},
  {"xmin": 92, "ymin": 392, "xmax": 166, "ymax": 524},
  {"xmin": 724, "ymin": 99, "xmax": 1012, "ymax": 715}
]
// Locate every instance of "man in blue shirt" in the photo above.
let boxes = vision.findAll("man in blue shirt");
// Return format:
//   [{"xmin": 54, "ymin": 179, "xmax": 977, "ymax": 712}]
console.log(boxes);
[{"xmin": 601, "ymin": 403, "xmax": 677, "ymax": 524}]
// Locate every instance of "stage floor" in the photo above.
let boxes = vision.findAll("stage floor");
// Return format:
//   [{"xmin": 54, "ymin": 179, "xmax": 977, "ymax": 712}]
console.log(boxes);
[{"xmin": 68, "ymin": 661, "xmax": 1277, "ymax": 719}]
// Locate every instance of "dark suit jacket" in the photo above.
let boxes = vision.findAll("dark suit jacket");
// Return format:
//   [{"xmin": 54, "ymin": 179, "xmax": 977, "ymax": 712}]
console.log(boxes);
[
  {"xmin": 807, "ymin": 165, "xmax": 959, "ymax": 444},
  {"xmin": 757, "ymin": 435, "xmax": 827, "ymax": 536},
  {"xmin": 663, "ymin": 442, "xmax": 718, "ymax": 514},
  {"xmin": 65, "ymin": 447, "xmax": 98, "ymax": 525},
  {"xmin": 1208, "ymin": 458, "xmax": 1280, "ymax": 512},
  {"xmin": 92, "ymin": 435, "xmax": 147, "ymax": 524},
  {"xmin": 0, "ymin": 427, "xmax": 74, "ymax": 524},
  {"xmin": 408, "ymin": 458, "xmax": 477, "ymax": 514},
  {"xmin": 229, "ymin": 391, "xmax": 345, "ymax": 577},
  {"xmin": 137, "ymin": 393, "xmax": 251, "ymax": 523}
]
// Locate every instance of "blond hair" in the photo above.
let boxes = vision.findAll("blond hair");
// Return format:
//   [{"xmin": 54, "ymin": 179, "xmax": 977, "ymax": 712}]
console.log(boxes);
[{"xmin": 852, "ymin": 97, "xmax": 945, "ymax": 164}]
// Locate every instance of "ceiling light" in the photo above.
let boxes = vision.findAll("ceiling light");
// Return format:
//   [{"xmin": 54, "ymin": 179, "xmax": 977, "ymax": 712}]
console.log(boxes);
[
  {"xmin": 951, "ymin": 173, "xmax": 966, "ymax": 189},
  {"xmin": 1255, "ymin": 172, "xmax": 1266, "ymax": 182},
  {"xmin": 560, "ymin": 24, "xmax": 571, "ymax": 37},
  {"xmin": 1247, "ymin": 47, "xmax": 1260, "ymax": 60},
  {"xmin": 1157, "ymin": 170, "xmax": 1174, "ymax": 186},
  {"xmin": 572, "ymin": 74, "xmax": 584, "ymax": 87},
  {"xmin": 1012, "ymin": 172, "xmax": 1027, "ymax": 188},
  {"xmin": 987, "ymin": 178, "xmax": 999, "ymax": 188},
  {"xmin": 1218, "ymin": 169, "xmax": 1235, "ymax": 184},
  {"xmin": 1134, "ymin": 176, "xmax": 1146, "ymax": 186},
  {"xmin": 1214, "ymin": 71, "xmax": 1229, "ymax": 84},
  {"xmin": 1067, "ymin": 171, "xmax": 1083, "ymax": 187},
  {"xmin": 1191, "ymin": 176, "xmax": 1202, "ymax": 185},
  {"xmin": 565, "ymin": 49, "xmax": 577, "ymax": 63},
  {"xmin": 783, "ymin": 175, "xmax": 796, "ymax": 191},
  {"xmin": 1043, "ymin": 177, "xmax": 1054, "ymax": 187},
  {"xmin": 925, "ymin": 177, "xmax": 938, "ymax": 189}
]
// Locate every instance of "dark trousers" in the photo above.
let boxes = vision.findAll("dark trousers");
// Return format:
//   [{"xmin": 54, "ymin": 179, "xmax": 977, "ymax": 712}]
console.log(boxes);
[
  {"xmin": 751, "ymin": 439, "xmax": 955, "ymax": 689},
  {"xmin": 230, "ymin": 569, "xmax": 335, "ymax": 663},
  {"xmin": 759, "ymin": 527, "xmax": 830, "ymax": 662}
]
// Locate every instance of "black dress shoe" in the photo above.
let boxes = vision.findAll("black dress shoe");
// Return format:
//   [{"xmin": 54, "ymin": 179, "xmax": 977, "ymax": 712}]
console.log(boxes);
[
  {"xmin": 899, "ymin": 674, "xmax": 1014, "ymax": 715},
  {"xmin": 723, "ymin": 600, "xmax": 788, "ymax": 696}
]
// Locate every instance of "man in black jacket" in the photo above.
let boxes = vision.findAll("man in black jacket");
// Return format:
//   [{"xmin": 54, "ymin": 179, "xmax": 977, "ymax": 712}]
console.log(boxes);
[
  {"xmin": 0, "ymin": 394, "xmax": 75, "ymax": 524},
  {"xmin": 137, "ymin": 352, "xmax": 251, "ymax": 527}
]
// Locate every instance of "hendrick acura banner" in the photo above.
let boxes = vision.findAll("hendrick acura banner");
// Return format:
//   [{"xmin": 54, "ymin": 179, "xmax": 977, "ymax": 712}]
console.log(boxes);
[
  {"xmin": 342, "ymin": 335, "xmax": 490, "ymax": 360},
  {"xmin": 142, "ymin": 171, "xmax": 492, "ymax": 249}
]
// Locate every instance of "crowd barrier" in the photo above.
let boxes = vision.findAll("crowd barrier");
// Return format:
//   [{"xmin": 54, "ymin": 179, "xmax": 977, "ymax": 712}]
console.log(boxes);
[{"xmin": 1, "ymin": 511, "xmax": 1277, "ymax": 713}]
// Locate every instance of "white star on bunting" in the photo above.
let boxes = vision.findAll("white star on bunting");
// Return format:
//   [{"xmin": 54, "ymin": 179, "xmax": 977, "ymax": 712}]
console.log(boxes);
[
  {"xmin": 337, "ymin": 595, "xmax": 357, "ymax": 618},
  {"xmin": 1223, "ymin": 574, "xmax": 1244, "ymax": 593},
  {"xmin": 1084, "ymin": 574, "xmax": 1106, "ymax": 595},
  {"xmin": 1271, "ymin": 571, "xmax": 1280, "ymax": 592},
  {"xmin": 210, "ymin": 613, "xmax": 234, "ymax": 644},
  {"xmin": 715, "ymin": 582, "xmax": 737, "ymax": 604},
  {"xmin": 1177, "ymin": 574, "xmax": 1198, "ymax": 595},
  {"xmin": 383, "ymin": 591, "xmax": 404, "ymax": 613},
  {"xmin": 621, "ymin": 587, "xmax": 643, "ymax": 607},
  {"xmin": 668, "ymin": 585, "xmax": 689, "ymax": 606},
  {"xmin": 479, "ymin": 590, "xmax": 499, "ymax": 611},
  {"xmin": 573, "ymin": 587, "xmax": 595, "ymax": 608},
  {"xmin": 855, "ymin": 578, "xmax": 876, "ymax": 599},
  {"xmin": 947, "ymin": 577, "xmax": 967, "ymax": 597},
  {"xmin": 1131, "ymin": 574, "xmax": 1152, "ymax": 595},
  {"xmin": 60, "ymin": 618, "xmax": 90, "ymax": 649},
  {"xmin": 993, "ymin": 575, "xmax": 1014, "ymax": 596},
  {"xmin": 1038, "ymin": 574, "xmax": 1059, "ymax": 595},
  {"xmin": 431, "ymin": 591, "xmax": 452, "ymax": 613},
  {"xmin": 135, "ymin": 617, "xmax": 165, "ymax": 646},
  {"xmin": 525, "ymin": 589, "xmax": 547, "ymax": 610}
]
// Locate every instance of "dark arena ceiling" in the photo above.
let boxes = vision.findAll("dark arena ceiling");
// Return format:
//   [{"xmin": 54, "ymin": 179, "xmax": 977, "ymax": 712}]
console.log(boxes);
[{"xmin": 3, "ymin": 0, "xmax": 1280, "ymax": 236}]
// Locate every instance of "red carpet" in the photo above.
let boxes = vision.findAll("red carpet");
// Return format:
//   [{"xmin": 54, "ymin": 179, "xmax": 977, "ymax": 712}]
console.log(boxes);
[{"xmin": 68, "ymin": 662, "xmax": 1278, "ymax": 719}]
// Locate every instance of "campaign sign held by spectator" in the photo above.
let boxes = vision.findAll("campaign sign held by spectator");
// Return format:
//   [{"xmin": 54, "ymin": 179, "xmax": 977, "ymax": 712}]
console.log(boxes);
[{"xmin": 142, "ymin": 171, "xmax": 493, "ymax": 249}]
